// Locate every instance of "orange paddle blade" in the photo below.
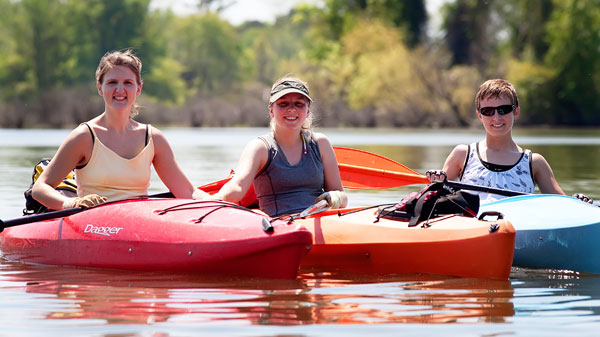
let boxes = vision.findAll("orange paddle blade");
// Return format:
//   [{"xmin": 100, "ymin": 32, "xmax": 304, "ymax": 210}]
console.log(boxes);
[
  {"xmin": 198, "ymin": 176, "xmax": 232, "ymax": 194},
  {"xmin": 334, "ymin": 147, "xmax": 429, "ymax": 189},
  {"xmin": 333, "ymin": 147, "xmax": 420, "ymax": 173},
  {"xmin": 197, "ymin": 170, "xmax": 258, "ymax": 207}
]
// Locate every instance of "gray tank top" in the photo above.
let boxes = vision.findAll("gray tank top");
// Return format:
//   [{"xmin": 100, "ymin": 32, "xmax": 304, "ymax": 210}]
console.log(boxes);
[{"xmin": 253, "ymin": 130, "xmax": 325, "ymax": 217}]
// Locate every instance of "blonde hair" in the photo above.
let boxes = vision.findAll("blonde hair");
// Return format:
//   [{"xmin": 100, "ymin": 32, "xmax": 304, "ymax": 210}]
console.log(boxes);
[
  {"xmin": 475, "ymin": 79, "xmax": 519, "ymax": 108},
  {"xmin": 95, "ymin": 49, "xmax": 143, "ymax": 117},
  {"xmin": 269, "ymin": 75, "xmax": 313, "ymax": 130}
]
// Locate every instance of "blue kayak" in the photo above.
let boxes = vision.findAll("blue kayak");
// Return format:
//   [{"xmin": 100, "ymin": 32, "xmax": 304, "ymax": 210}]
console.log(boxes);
[{"xmin": 479, "ymin": 194, "xmax": 600, "ymax": 274}]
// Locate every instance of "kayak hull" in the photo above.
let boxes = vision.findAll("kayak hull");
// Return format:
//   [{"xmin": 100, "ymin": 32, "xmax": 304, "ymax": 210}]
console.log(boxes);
[
  {"xmin": 296, "ymin": 209, "xmax": 515, "ymax": 279},
  {"xmin": 0, "ymin": 199, "xmax": 313, "ymax": 279},
  {"xmin": 480, "ymin": 194, "xmax": 600, "ymax": 274}
]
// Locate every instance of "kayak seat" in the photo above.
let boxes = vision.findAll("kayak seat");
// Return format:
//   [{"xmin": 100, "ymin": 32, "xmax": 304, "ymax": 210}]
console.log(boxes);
[{"xmin": 376, "ymin": 182, "xmax": 480, "ymax": 227}]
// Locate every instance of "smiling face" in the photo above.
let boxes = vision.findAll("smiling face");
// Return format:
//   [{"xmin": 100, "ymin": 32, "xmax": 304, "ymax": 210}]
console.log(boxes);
[
  {"xmin": 97, "ymin": 65, "xmax": 142, "ymax": 114},
  {"xmin": 477, "ymin": 95, "xmax": 520, "ymax": 136},
  {"xmin": 269, "ymin": 92, "xmax": 310, "ymax": 131}
]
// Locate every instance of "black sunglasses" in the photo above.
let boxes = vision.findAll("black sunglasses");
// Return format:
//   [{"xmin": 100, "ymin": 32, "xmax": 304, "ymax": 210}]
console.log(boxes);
[{"xmin": 478, "ymin": 104, "xmax": 516, "ymax": 117}]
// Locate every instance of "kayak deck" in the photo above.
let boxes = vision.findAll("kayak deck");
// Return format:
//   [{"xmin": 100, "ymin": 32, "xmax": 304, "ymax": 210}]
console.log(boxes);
[
  {"xmin": 480, "ymin": 194, "xmax": 600, "ymax": 273},
  {"xmin": 296, "ymin": 208, "xmax": 515, "ymax": 279}
]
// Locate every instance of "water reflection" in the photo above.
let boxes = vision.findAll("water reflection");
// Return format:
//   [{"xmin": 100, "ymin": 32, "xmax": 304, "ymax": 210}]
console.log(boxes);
[
  {"xmin": 511, "ymin": 268, "xmax": 600, "ymax": 318},
  {"xmin": 0, "ymin": 261, "xmax": 515, "ymax": 326},
  {"xmin": 3, "ymin": 129, "xmax": 600, "ymax": 334},
  {"xmin": 301, "ymin": 271, "xmax": 514, "ymax": 324}
]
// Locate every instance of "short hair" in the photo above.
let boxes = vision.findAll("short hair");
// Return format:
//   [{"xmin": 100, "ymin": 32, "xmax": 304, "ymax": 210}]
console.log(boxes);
[{"xmin": 475, "ymin": 79, "xmax": 519, "ymax": 108}]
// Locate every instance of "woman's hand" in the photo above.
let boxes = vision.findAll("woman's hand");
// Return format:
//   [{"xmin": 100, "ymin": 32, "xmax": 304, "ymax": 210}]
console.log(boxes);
[
  {"xmin": 315, "ymin": 191, "xmax": 344, "ymax": 209},
  {"xmin": 426, "ymin": 170, "xmax": 447, "ymax": 183},
  {"xmin": 192, "ymin": 189, "xmax": 212, "ymax": 200},
  {"xmin": 573, "ymin": 193, "xmax": 593, "ymax": 204},
  {"xmin": 63, "ymin": 194, "xmax": 107, "ymax": 209}
]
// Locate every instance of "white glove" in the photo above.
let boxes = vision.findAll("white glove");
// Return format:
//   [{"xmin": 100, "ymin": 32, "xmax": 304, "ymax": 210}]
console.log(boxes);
[
  {"xmin": 63, "ymin": 194, "xmax": 107, "ymax": 209},
  {"xmin": 315, "ymin": 191, "xmax": 344, "ymax": 209}
]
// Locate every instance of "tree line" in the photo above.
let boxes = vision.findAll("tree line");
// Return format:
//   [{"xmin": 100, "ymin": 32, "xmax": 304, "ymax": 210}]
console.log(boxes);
[{"xmin": 1, "ymin": 0, "xmax": 599, "ymax": 129}]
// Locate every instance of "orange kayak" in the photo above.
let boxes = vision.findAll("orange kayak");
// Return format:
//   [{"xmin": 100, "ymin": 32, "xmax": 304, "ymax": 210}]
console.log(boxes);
[{"xmin": 295, "ymin": 208, "xmax": 515, "ymax": 279}]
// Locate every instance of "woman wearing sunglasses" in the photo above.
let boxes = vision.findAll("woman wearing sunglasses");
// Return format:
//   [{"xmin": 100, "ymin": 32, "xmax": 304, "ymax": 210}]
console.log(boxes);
[{"xmin": 426, "ymin": 79, "xmax": 591, "ymax": 204}]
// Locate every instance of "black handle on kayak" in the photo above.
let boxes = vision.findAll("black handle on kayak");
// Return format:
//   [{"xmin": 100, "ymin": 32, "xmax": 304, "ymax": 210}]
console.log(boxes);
[
  {"xmin": 0, "ymin": 207, "xmax": 85, "ymax": 232},
  {"xmin": 444, "ymin": 181, "xmax": 528, "ymax": 197},
  {"xmin": 479, "ymin": 211, "xmax": 504, "ymax": 221}
]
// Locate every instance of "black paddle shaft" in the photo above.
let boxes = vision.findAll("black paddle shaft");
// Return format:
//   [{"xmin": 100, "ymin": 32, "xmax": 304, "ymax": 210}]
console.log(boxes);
[
  {"xmin": 0, "ymin": 207, "xmax": 84, "ymax": 232},
  {"xmin": 444, "ymin": 181, "xmax": 527, "ymax": 197}
]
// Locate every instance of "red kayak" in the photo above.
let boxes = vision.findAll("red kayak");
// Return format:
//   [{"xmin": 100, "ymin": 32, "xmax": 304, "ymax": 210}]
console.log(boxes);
[{"xmin": 0, "ymin": 199, "xmax": 313, "ymax": 279}]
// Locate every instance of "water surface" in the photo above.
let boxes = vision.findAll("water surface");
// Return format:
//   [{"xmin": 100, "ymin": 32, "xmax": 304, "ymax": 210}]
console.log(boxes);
[{"xmin": 1, "ymin": 127, "xmax": 599, "ymax": 336}]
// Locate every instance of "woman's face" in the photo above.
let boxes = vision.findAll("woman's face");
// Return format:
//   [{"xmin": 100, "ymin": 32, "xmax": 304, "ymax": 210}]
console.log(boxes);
[
  {"xmin": 97, "ymin": 65, "xmax": 142, "ymax": 113},
  {"xmin": 269, "ymin": 92, "xmax": 310, "ymax": 130},
  {"xmin": 477, "ymin": 96, "xmax": 519, "ymax": 137}
]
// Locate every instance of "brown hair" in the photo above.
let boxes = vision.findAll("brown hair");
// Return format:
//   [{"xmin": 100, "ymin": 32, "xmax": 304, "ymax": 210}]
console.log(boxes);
[
  {"xmin": 95, "ymin": 49, "xmax": 143, "ymax": 117},
  {"xmin": 475, "ymin": 79, "xmax": 519, "ymax": 108},
  {"xmin": 269, "ymin": 75, "xmax": 313, "ymax": 130}
]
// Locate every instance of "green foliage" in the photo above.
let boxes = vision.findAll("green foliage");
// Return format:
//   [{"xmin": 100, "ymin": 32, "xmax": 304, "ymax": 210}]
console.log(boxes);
[
  {"xmin": 0, "ymin": 1, "xmax": 29, "ymax": 100},
  {"xmin": 1, "ymin": 0, "xmax": 600, "ymax": 128},
  {"xmin": 505, "ymin": 59, "xmax": 555, "ymax": 124},
  {"xmin": 544, "ymin": 0, "xmax": 600, "ymax": 125},
  {"xmin": 167, "ymin": 13, "xmax": 243, "ymax": 93},
  {"xmin": 143, "ymin": 58, "xmax": 187, "ymax": 105},
  {"xmin": 18, "ymin": 0, "xmax": 73, "ymax": 93},
  {"xmin": 297, "ymin": 18, "xmax": 482, "ymax": 128},
  {"xmin": 363, "ymin": 0, "xmax": 427, "ymax": 47},
  {"xmin": 498, "ymin": 0, "xmax": 553, "ymax": 62},
  {"xmin": 442, "ymin": 0, "xmax": 494, "ymax": 67}
]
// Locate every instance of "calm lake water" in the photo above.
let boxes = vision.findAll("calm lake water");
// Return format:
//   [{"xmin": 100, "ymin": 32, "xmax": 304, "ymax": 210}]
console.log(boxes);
[{"xmin": 1, "ymin": 127, "xmax": 600, "ymax": 336}]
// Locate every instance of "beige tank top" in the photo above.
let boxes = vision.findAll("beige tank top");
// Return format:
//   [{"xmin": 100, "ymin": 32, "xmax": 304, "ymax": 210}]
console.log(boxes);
[{"xmin": 75, "ymin": 123, "xmax": 154, "ymax": 202}]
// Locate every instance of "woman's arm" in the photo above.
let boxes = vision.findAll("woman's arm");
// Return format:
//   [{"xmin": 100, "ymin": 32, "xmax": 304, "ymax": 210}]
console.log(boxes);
[
  {"xmin": 152, "ymin": 127, "xmax": 209, "ymax": 199},
  {"xmin": 532, "ymin": 152, "xmax": 594, "ymax": 203},
  {"xmin": 32, "ymin": 125, "xmax": 99, "ymax": 209},
  {"xmin": 531, "ymin": 152, "xmax": 565, "ymax": 195},
  {"xmin": 426, "ymin": 144, "xmax": 469, "ymax": 183},
  {"xmin": 441, "ymin": 144, "xmax": 469, "ymax": 181},
  {"xmin": 214, "ymin": 139, "xmax": 269, "ymax": 202},
  {"xmin": 315, "ymin": 133, "xmax": 348, "ymax": 208}
]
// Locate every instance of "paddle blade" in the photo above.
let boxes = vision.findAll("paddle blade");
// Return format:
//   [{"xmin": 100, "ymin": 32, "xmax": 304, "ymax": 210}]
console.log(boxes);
[
  {"xmin": 197, "ymin": 170, "xmax": 258, "ymax": 207},
  {"xmin": 198, "ymin": 175, "xmax": 232, "ymax": 194},
  {"xmin": 334, "ymin": 147, "xmax": 429, "ymax": 189},
  {"xmin": 334, "ymin": 147, "xmax": 420, "ymax": 174}
]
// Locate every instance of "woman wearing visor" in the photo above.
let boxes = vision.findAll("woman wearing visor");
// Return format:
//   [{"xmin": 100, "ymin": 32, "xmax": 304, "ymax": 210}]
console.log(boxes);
[{"xmin": 213, "ymin": 75, "xmax": 348, "ymax": 217}]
